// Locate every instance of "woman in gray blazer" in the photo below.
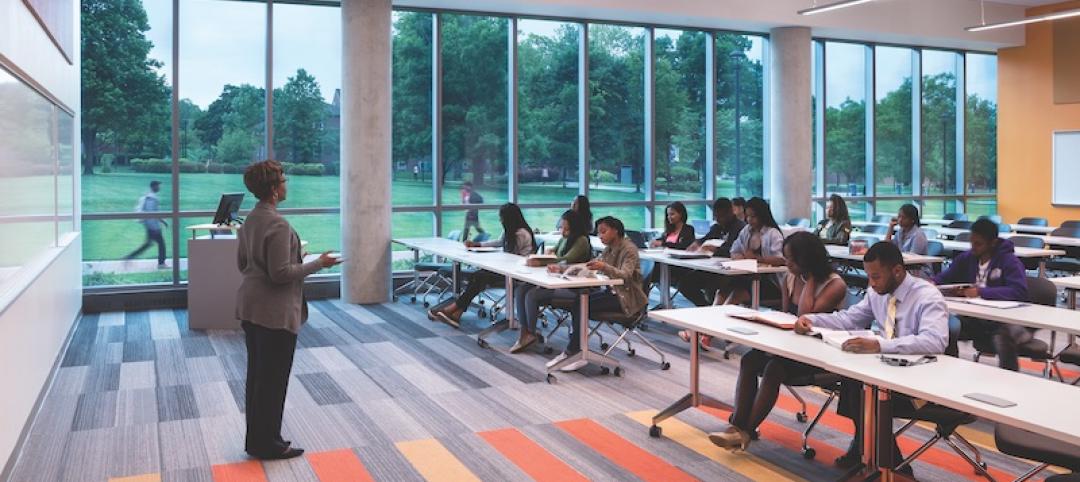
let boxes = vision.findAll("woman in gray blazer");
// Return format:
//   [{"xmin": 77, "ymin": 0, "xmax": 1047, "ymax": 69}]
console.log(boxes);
[{"xmin": 236, "ymin": 160, "xmax": 339, "ymax": 460}]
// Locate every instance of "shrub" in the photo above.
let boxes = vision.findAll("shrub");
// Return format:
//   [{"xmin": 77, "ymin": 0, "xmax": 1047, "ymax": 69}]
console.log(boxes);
[
  {"xmin": 670, "ymin": 165, "xmax": 699, "ymax": 183},
  {"xmin": 592, "ymin": 170, "xmax": 617, "ymax": 184},
  {"xmin": 281, "ymin": 162, "xmax": 325, "ymax": 176}
]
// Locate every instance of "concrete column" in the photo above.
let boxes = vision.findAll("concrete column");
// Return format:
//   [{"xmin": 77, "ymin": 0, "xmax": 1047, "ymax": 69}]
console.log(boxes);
[
  {"xmin": 768, "ymin": 27, "xmax": 812, "ymax": 221},
  {"xmin": 341, "ymin": 0, "xmax": 392, "ymax": 304}
]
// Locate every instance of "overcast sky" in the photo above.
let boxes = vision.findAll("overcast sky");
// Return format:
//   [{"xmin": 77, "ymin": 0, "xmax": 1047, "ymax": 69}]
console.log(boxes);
[{"xmin": 140, "ymin": 1, "xmax": 994, "ymax": 111}]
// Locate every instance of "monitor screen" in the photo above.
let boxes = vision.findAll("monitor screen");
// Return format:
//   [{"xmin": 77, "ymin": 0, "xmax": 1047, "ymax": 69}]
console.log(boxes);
[{"xmin": 212, "ymin": 193, "xmax": 245, "ymax": 225}]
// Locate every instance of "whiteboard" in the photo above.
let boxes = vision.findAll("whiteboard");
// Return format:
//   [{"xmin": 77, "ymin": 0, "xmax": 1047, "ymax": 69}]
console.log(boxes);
[{"xmin": 1054, "ymin": 131, "xmax": 1080, "ymax": 206}]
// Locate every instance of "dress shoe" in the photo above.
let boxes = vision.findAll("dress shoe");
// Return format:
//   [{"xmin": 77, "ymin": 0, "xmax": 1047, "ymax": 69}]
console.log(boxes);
[
  {"xmin": 510, "ymin": 332, "xmax": 538, "ymax": 354},
  {"xmin": 251, "ymin": 447, "xmax": 305, "ymax": 460},
  {"xmin": 708, "ymin": 426, "xmax": 752, "ymax": 451}
]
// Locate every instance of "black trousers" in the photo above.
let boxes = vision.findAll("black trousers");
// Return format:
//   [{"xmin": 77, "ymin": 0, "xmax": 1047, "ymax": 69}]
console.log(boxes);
[
  {"xmin": 677, "ymin": 271, "xmax": 729, "ymax": 307},
  {"xmin": 126, "ymin": 228, "xmax": 166, "ymax": 264},
  {"xmin": 959, "ymin": 316, "xmax": 1034, "ymax": 371},
  {"xmin": 242, "ymin": 321, "xmax": 297, "ymax": 456},
  {"xmin": 454, "ymin": 269, "xmax": 503, "ymax": 310},
  {"xmin": 837, "ymin": 377, "xmax": 918, "ymax": 467}
]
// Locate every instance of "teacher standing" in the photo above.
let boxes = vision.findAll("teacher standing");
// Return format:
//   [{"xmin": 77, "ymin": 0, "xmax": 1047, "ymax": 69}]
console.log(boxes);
[{"xmin": 236, "ymin": 160, "xmax": 339, "ymax": 460}]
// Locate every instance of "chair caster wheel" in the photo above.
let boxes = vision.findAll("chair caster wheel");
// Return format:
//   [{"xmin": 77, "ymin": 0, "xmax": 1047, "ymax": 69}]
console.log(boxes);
[
  {"xmin": 600, "ymin": 366, "xmax": 610, "ymax": 375},
  {"xmin": 613, "ymin": 367, "xmax": 622, "ymax": 377},
  {"xmin": 423, "ymin": 302, "xmax": 430, "ymax": 308},
  {"xmin": 410, "ymin": 297, "xmax": 417, "ymax": 303},
  {"xmin": 796, "ymin": 412, "xmax": 808, "ymax": 423},
  {"xmin": 723, "ymin": 351, "xmax": 731, "ymax": 360},
  {"xmin": 660, "ymin": 362, "xmax": 671, "ymax": 370},
  {"xmin": 600, "ymin": 343, "xmax": 609, "ymax": 350},
  {"xmin": 546, "ymin": 373, "xmax": 556, "ymax": 384},
  {"xmin": 627, "ymin": 348, "xmax": 636, "ymax": 357},
  {"xmin": 477, "ymin": 308, "xmax": 486, "ymax": 318},
  {"xmin": 649, "ymin": 425, "xmax": 662, "ymax": 438},
  {"xmin": 544, "ymin": 347, "xmax": 554, "ymax": 354},
  {"xmin": 802, "ymin": 448, "xmax": 816, "ymax": 460},
  {"xmin": 477, "ymin": 338, "xmax": 490, "ymax": 349},
  {"xmin": 750, "ymin": 429, "xmax": 760, "ymax": 440}
]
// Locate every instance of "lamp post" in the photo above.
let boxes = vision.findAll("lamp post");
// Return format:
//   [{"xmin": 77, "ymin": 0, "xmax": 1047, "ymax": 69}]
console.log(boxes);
[{"xmin": 730, "ymin": 50, "xmax": 746, "ymax": 196}]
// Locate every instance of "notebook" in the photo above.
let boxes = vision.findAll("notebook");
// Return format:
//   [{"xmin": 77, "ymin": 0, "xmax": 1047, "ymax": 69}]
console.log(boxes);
[
  {"xmin": 729, "ymin": 311, "xmax": 799, "ymax": 330},
  {"xmin": 466, "ymin": 246, "xmax": 499, "ymax": 253},
  {"xmin": 945, "ymin": 297, "xmax": 1026, "ymax": 309},
  {"xmin": 665, "ymin": 249, "xmax": 711, "ymax": 260},
  {"xmin": 806, "ymin": 327, "xmax": 879, "ymax": 348}
]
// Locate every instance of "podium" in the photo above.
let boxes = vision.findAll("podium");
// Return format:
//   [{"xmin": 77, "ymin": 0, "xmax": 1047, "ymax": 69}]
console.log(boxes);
[{"xmin": 186, "ymin": 224, "xmax": 242, "ymax": 330}]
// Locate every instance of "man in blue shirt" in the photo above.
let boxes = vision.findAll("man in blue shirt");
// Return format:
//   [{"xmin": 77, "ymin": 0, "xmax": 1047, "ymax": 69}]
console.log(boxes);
[
  {"xmin": 124, "ymin": 180, "xmax": 168, "ymax": 269},
  {"xmin": 796, "ymin": 241, "xmax": 949, "ymax": 475}
]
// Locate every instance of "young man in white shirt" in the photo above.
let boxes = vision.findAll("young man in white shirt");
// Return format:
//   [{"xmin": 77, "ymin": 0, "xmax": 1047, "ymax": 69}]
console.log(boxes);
[{"xmin": 795, "ymin": 241, "xmax": 949, "ymax": 475}]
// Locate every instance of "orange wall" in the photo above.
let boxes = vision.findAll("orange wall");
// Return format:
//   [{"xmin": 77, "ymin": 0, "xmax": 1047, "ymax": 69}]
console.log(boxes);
[{"xmin": 998, "ymin": 0, "xmax": 1080, "ymax": 224}]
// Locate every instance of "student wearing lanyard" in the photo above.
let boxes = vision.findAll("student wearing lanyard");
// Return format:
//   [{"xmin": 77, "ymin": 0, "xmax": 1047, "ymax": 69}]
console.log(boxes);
[
  {"xmin": 934, "ymin": 219, "xmax": 1029, "ymax": 370},
  {"xmin": 795, "ymin": 242, "xmax": 948, "ymax": 476}
]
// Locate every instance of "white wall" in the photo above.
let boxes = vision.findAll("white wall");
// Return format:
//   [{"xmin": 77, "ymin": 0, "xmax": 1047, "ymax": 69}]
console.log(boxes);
[
  {"xmin": 0, "ymin": 0, "xmax": 81, "ymax": 474},
  {"xmin": 399, "ymin": 0, "xmax": 1027, "ymax": 51}
]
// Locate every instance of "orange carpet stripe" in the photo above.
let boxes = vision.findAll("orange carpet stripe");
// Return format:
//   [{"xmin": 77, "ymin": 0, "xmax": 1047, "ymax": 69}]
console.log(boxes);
[
  {"xmin": 1019, "ymin": 359, "xmax": 1080, "ymax": 380},
  {"xmin": 212, "ymin": 461, "xmax": 267, "ymax": 482},
  {"xmin": 306, "ymin": 449, "xmax": 376, "ymax": 482},
  {"xmin": 478, "ymin": 428, "xmax": 589, "ymax": 482},
  {"xmin": 697, "ymin": 405, "xmax": 848, "ymax": 468},
  {"xmin": 556, "ymin": 419, "xmax": 697, "ymax": 482},
  {"xmin": 761, "ymin": 393, "xmax": 1018, "ymax": 481}
]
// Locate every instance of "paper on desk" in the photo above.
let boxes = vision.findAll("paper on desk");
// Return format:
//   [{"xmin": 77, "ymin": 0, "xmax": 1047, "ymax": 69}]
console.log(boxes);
[
  {"xmin": 807, "ymin": 327, "xmax": 878, "ymax": 348},
  {"xmin": 721, "ymin": 259, "xmax": 758, "ymax": 272},
  {"xmin": 701, "ymin": 239, "xmax": 724, "ymax": 248},
  {"xmin": 945, "ymin": 297, "xmax": 1025, "ymax": 309}
]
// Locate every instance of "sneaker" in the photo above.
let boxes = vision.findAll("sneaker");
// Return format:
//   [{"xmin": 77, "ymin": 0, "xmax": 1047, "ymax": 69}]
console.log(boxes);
[
  {"xmin": 157, "ymin": 263, "xmax": 169, "ymax": 270},
  {"xmin": 559, "ymin": 359, "xmax": 588, "ymax": 372},
  {"xmin": 545, "ymin": 352, "xmax": 569, "ymax": 369}
]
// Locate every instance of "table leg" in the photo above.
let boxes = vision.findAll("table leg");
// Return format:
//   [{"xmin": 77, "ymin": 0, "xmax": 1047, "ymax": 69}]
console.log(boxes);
[
  {"xmin": 452, "ymin": 262, "xmax": 461, "ymax": 294},
  {"xmin": 650, "ymin": 330, "xmax": 731, "ymax": 433},
  {"xmin": 751, "ymin": 275, "xmax": 761, "ymax": 310},
  {"xmin": 412, "ymin": 249, "xmax": 420, "ymax": 298},
  {"xmin": 661, "ymin": 263, "xmax": 672, "ymax": 309},
  {"xmin": 1039, "ymin": 259, "xmax": 1047, "ymax": 278},
  {"xmin": 505, "ymin": 276, "xmax": 516, "ymax": 330},
  {"xmin": 476, "ymin": 276, "xmax": 515, "ymax": 347},
  {"xmin": 875, "ymin": 389, "xmax": 895, "ymax": 482},
  {"xmin": 547, "ymin": 290, "xmax": 620, "ymax": 378}
]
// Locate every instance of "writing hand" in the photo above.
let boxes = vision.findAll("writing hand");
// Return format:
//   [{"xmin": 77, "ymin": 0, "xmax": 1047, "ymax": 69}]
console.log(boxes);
[
  {"xmin": 841, "ymin": 337, "xmax": 881, "ymax": 354},
  {"xmin": 794, "ymin": 316, "xmax": 813, "ymax": 335}
]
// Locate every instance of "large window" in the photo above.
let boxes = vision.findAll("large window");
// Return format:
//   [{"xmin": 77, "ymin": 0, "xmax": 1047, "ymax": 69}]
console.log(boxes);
[
  {"xmin": 824, "ymin": 42, "xmax": 867, "ymax": 200},
  {"xmin": 966, "ymin": 53, "xmax": 997, "ymax": 195},
  {"xmin": 921, "ymin": 50, "xmax": 961, "ymax": 196},
  {"xmin": 589, "ymin": 24, "xmax": 646, "ymax": 202},
  {"xmin": 716, "ymin": 34, "xmax": 765, "ymax": 198},
  {"xmin": 875, "ymin": 46, "xmax": 914, "ymax": 197},
  {"xmin": 654, "ymin": 29, "xmax": 706, "ymax": 204},
  {"xmin": 392, "ymin": 12, "xmax": 434, "ymax": 206}
]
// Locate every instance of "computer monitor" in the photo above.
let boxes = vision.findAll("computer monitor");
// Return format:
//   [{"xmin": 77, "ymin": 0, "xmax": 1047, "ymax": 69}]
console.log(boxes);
[{"xmin": 212, "ymin": 193, "xmax": 245, "ymax": 225}]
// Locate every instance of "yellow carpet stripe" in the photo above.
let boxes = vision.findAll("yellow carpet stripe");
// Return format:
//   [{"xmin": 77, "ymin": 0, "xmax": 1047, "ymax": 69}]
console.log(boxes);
[
  {"xmin": 626, "ymin": 410, "xmax": 804, "ymax": 482},
  {"xmin": 396, "ymin": 439, "xmax": 481, "ymax": 482},
  {"xmin": 109, "ymin": 475, "xmax": 161, "ymax": 482}
]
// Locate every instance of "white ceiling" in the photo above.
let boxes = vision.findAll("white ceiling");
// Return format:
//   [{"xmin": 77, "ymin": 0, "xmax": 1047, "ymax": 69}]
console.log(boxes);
[{"xmin": 991, "ymin": 0, "xmax": 1062, "ymax": 6}]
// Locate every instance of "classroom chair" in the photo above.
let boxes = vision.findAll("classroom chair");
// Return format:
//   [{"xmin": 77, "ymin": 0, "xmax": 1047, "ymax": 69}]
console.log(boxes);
[{"xmin": 994, "ymin": 423, "xmax": 1080, "ymax": 482}]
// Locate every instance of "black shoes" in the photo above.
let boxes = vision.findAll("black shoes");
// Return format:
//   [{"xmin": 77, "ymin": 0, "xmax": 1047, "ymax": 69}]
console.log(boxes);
[{"xmin": 249, "ymin": 447, "xmax": 305, "ymax": 460}]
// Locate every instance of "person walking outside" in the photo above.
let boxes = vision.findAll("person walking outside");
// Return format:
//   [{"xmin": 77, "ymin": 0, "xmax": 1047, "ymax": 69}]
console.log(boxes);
[{"xmin": 125, "ymin": 180, "xmax": 168, "ymax": 269}]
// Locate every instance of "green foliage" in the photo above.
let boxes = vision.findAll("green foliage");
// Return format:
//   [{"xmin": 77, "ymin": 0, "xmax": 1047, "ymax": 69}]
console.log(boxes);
[
  {"xmin": 273, "ymin": 69, "xmax": 326, "ymax": 164},
  {"xmin": 281, "ymin": 162, "xmax": 326, "ymax": 176}
]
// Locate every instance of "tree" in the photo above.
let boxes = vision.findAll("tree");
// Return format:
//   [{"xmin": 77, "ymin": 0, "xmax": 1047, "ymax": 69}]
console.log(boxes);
[
  {"xmin": 392, "ymin": 12, "xmax": 433, "ymax": 174},
  {"xmin": 81, "ymin": 0, "xmax": 170, "ymax": 174},
  {"xmin": 273, "ymin": 69, "xmax": 325, "ymax": 164},
  {"xmin": 519, "ymin": 23, "xmax": 579, "ymax": 186},
  {"xmin": 921, "ymin": 72, "xmax": 958, "ymax": 194},
  {"xmin": 965, "ymin": 94, "xmax": 997, "ymax": 191},
  {"xmin": 178, "ymin": 99, "xmax": 206, "ymax": 161},
  {"xmin": 875, "ymin": 78, "xmax": 914, "ymax": 191}
]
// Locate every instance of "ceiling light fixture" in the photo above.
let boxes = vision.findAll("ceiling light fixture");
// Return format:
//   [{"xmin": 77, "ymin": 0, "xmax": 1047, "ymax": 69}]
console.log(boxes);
[
  {"xmin": 966, "ymin": 1, "xmax": 1080, "ymax": 32},
  {"xmin": 797, "ymin": 0, "xmax": 878, "ymax": 16}
]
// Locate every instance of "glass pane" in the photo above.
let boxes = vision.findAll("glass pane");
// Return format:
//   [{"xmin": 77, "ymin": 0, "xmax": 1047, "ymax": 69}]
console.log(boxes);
[
  {"xmin": 922, "ymin": 50, "xmax": 960, "ymax": 195},
  {"xmin": 518, "ymin": 20, "xmax": 580, "ymax": 203},
  {"xmin": 392, "ymin": 11, "xmax": 434, "ymax": 206},
  {"xmin": 875, "ymin": 46, "xmax": 914, "ymax": 196},
  {"xmin": 0, "ymin": 67, "xmax": 58, "ymax": 275},
  {"xmin": 179, "ymin": 0, "xmax": 266, "ymax": 211},
  {"xmin": 920, "ymin": 199, "xmax": 963, "ymax": 220},
  {"xmin": 966, "ymin": 198, "xmax": 997, "ymax": 217},
  {"xmin": 272, "ymin": 3, "xmax": 341, "ymax": 208},
  {"xmin": 391, "ymin": 211, "xmax": 435, "ymax": 270},
  {"xmin": 82, "ymin": 219, "xmax": 174, "ymax": 287},
  {"xmin": 875, "ymin": 199, "xmax": 914, "ymax": 221},
  {"xmin": 654, "ymin": 29, "xmax": 706, "ymax": 202},
  {"xmin": 441, "ymin": 14, "xmax": 509, "ymax": 206},
  {"xmin": 59, "ymin": 112, "xmax": 75, "ymax": 235},
  {"xmin": 824, "ymin": 42, "xmax": 867, "ymax": 198},
  {"xmin": 81, "ymin": 0, "xmax": 172, "ymax": 213},
  {"xmin": 523, "ymin": 207, "xmax": 575, "ymax": 235},
  {"xmin": 596, "ymin": 206, "xmax": 648, "ymax": 233},
  {"xmin": 285, "ymin": 213, "xmax": 342, "ymax": 275},
  {"xmin": 440, "ymin": 208, "xmax": 502, "ymax": 243},
  {"xmin": 966, "ymin": 53, "xmax": 997, "ymax": 195},
  {"xmin": 811, "ymin": 41, "xmax": 819, "ymax": 196},
  {"xmin": 654, "ymin": 204, "xmax": 707, "ymax": 229},
  {"xmin": 846, "ymin": 201, "xmax": 871, "ymax": 223},
  {"xmin": 716, "ymin": 34, "xmax": 765, "ymax": 198},
  {"xmin": 589, "ymin": 24, "xmax": 646, "ymax": 201}
]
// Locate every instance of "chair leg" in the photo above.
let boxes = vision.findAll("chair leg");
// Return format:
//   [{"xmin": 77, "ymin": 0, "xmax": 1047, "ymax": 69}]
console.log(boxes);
[
  {"xmin": 601, "ymin": 323, "xmax": 633, "ymax": 358},
  {"xmin": 943, "ymin": 435, "xmax": 994, "ymax": 481},
  {"xmin": 784, "ymin": 385, "xmax": 808, "ymax": 422},
  {"xmin": 801, "ymin": 389, "xmax": 836, "ymax": 456},
  {"xmin": 894, "ymin": 433, "xmax": 942, "ymax": 472},
  {"xmin": 893, "ymin": 418, "xmax": 920, "ymax": 439},
  {"xmin": 1011, "ymin": 463, "xmax": 1050, "ymax": 482},
  {"xmin": 630, "ymin": 328, "xmax": 668, "ymax": 367}
]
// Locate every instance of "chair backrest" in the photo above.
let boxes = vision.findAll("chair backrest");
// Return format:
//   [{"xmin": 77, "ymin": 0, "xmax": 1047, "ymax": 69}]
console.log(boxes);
[
  {"xmin": 472, "ymin": 232, "xmax": 491, "ymax": 243},
  {"xmin": 1027, "ymin": 276, "xmax": 1057, "ymax": 307},
  {"xmin": 690, "ymin": 219, "xmax": 713, "ymax": 234},
  {"xmin": 445, "ymin": 230, "xmax": 462, "ymax": 241},
  {"xmin": 625, "ymin": 230, "xmax": 647, "ymax": 248},
  {"xmin": 926, "ymin": 240, "xmax": 944, "ymax": 257},
  {"xmin": 947, "ymin": 220, "xmax": 973, "ymax": 229},
  {"xmin": 955, "ymin": 232, "xmax": 972, "ymax": 242},
  {"xmin": 978, "ymin": 214, "xmax": 1003, "ymax": 224},
  {"xmin": 1017, "ymin": 217, "xmax": 1048, "ymax": 227},
  {"xmin": 923, "ymin": 228, "xmax": 939, "ymax": 240},
  {"xmin": 1051, "ymin": 227, "xmax": 1080, "ymax": 238},
  {"xmin": 944, "ymin": 212, "xmax": 968, "ymax": 221},
  {"xmin": 787, "ymin": 217, "xmax": 810, "ymax": 228},
  {"xmin": 852, "ymin": 235, "xmax": 880, "ymax": 246},
  {"xmin": 862, "ymin": 224, "xmax": 890, "ymax": 235},
  {"xmin": 1009, "ymin": 235, "xmax": 1046, "ymax": 249},
  {"xmin": 872, "ymin": 214, "xmax": 894, "ymax": 224},
  {"xmin": 1062, "ymin": 220, "xmax": 1080, "ymax": 230}
]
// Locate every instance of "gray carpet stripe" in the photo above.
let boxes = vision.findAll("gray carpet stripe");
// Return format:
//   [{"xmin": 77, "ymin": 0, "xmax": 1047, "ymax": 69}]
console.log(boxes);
[{"xmin": 297, "ymin": 372, "xmax": 353, "ymax": 406}]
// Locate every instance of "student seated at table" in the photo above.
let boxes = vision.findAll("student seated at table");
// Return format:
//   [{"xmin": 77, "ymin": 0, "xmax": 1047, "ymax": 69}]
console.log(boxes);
[
  {"xmin": 813, "ymin": 194, "xmax": 853, "ymax": 245},
  {"xmin": 795, "ymin": 241, "xmax": 949, "ymax": 475},
  {"xmin": 934, "ymin": 218, "xmax": 1030, "ymax": 371},
  {"xmin": 546, "ymin": 216, "xmax": 647, "ymax": 372},
  {"xmin": 732, "ymin": 197, "xmax": 747, "ymax": 223},
  {"xmin": 512, "ymin": 210, "xmax": 592, "ymax": 354},
  {"xmin": 429, "ymin": 203, "xmax": 536, "ymax": 328},
  {"xmin": 678, "ymin": 197, "xmax": 785, "ymax": 348},
  {"xmin": 707, "ymin": 232, "xmax": 848, "ymax": 451},
  {"xmin": 885, "ymin": 203, "xmax": 931, "ymax": 277},
  {"xmin": 678, "ymin": 198, "xmax": 747, "ymax": 307},
  {"xmin": 649, "ymin": 201, "xmax": 696, "ymax": 249},
  {"xmin": 554, "ymin": 195, "xmax": 593, "ymax": 234}
]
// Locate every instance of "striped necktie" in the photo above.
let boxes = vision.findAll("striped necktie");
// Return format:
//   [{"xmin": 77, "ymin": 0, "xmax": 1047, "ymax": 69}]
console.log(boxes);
[{"xmin": 884, "ymin": 295, "xmax": 897, "ymax": 339}]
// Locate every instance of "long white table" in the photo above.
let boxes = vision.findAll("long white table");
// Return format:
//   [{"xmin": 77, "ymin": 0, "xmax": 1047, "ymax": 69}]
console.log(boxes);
[
  {"xmin": 1051, "ymin": 276, "xmax": 1080, "ymax": 310},
  {"xmin": 534, "ymin": 233, "xmax": 605, "ymax": 252},
  {"xmin": 648, "ymin": 305, "xmax": 1080, "ymax": 479},
  {"xmin": 936, "ymin": 239, "xmax": 1064, "ymax": 276},
  {"xmin": 825, "ymin": 244, "xmax": 945, "ymax": 266},
  {"xmin": 637, "ymin": 249, "xmax": 788, "ymax": 310},
  {"xmin": 393, "ymin": 237, "xmax": 623, "ymax": 379},
  {"xmin": 1002, "ymin": 231, "xmax": 1080, "ymax": 248},
  {"xmin": 1012, "ymin": 224, "xmax": 1057, "ymax": 235},
  {"xmin": 945, "ymin": 299, "xmax": 1080, "ymax": 337}
]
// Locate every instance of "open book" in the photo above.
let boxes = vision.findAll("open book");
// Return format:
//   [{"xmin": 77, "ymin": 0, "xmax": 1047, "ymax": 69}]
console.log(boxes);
[
  {"xmin": 665, "ymin": 249, "xmax": 711, "ymax": 260},
  {"xmin": 944, "ymin": 297, "xmax": 1026, "ymax": 309},
  {"xmin": 729, "ymin": 311, "xmax": 798, "ymax": 330},
  {"xmin": 719, "ymin": 259, "xmax": 759, "ymax": 273},
  {"xmin": 806, "ymin": 327, "xmax": 879, "ymax": 348},
  {"xmin": 552, "ymin": 263, "xmax": 596, "ymax": 279}
]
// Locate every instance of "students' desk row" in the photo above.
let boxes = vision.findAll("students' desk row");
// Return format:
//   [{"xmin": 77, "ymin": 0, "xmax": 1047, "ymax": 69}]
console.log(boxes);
[
  {"xmin": 392, "ymin": 237, "xmax": 622, "ymax": 380},
  {"xmin": 824, "ymin": 244, "xmax": 945, "ymax": 266},
  {"xmin": 636, "ymin": 250, "xmax": 788, "ymax": 310},
  {"xmin": 936, "ymin": 239, "xmax": 1064, "ymax": 276},
  {"xmin": 852, "ymin": 221, "xmax": 1060, "ymax": 235},
  {"xmin": 648, "ymin": 305, "xmax": 1080, "ymax": 480}
]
